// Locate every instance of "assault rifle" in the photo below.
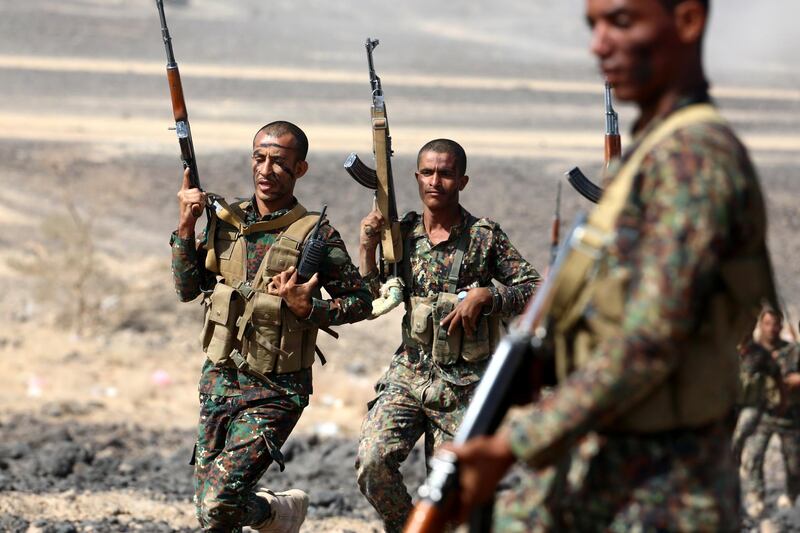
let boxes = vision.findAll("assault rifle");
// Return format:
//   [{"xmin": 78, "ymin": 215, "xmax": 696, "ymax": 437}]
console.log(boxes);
[
  {"xmin": 566, "ymin": 81, "xmax": 621, "ymax": 203},
  {"xmin": 404, "ymin": 214, "xmax": 588, "ymax": 533},
  {"xmin": 344, "ymin": 37, "xmax": 403, "ymax": 281},
  {"xmin": 156, "ymin": 0, "xmax": 211, "ymax": 219},
  {"xmin": 297, "ymin": 205, "xmax": 328, "ymax": 282}
]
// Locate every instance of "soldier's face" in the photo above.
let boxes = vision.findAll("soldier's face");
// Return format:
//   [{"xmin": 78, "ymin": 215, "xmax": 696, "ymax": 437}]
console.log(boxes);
[
  {"xmin": 251, "ymin": 132, "xmax": 307, "ymax": 210},
  {"xmin": 759, "ymin": 313, "xmax": 782, "ymax": 345},
  {"xmin": 415, "ymin": 151, "xmax": 468, "ymax": 212},
  {"xmin": 585, "ymin": 0, "xmax": 682, "ymax": 104}
]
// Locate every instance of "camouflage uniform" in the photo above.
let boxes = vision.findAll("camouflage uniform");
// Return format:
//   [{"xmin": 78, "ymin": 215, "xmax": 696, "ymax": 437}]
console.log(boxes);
[
  {"xmin": 733, "ymin": 339, "xmax": 782, "ymax": 464},
  {"xmin": 356, "ymin": 208, "xmax": 540, "ymax": 533},
  {"xmin": 741, "ymin": 340, "xmax": 800, "ymax": 506},
  {"xmin": 172, "ymin": 197, "xmax": 371, "ymax": 533},
  {"xmin": 497, "ymin": 94, "xmax": 771, "ymax": 532}
]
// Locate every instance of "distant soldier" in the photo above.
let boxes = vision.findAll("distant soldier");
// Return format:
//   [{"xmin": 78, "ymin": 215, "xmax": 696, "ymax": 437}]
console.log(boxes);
[
  {"xmin": 355, "ymin": 138, "xmax": 540, "ymax": 532},
  {"xmin": 172, "ymin": 121, "xmax": 372, "ymax": 533},
  {"xmin": 740, "ymin": 310, "xmax": 800, "ymax": 515},
  {"xmin": 445, "ymin": 0, "xmax": 777, "ymax": 530}
]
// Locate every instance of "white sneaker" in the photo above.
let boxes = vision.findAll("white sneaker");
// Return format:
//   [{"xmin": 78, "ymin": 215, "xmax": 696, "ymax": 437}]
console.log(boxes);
[
  {"xmin": 777, "ymin": 493, "xmax": 792, "ymax": 509},
  {"xmin": 252, "ymin": 488, "xmax": 309, "ymax": 533}
]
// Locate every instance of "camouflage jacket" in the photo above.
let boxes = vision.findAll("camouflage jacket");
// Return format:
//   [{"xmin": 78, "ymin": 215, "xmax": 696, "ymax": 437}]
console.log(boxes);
[
  {"xmin": 172, "ymin": 197, "xmax": 372, "ymax": 400},
  {"xmin": 739, "ymin": 339, "xmax": 783, "ymax": 409},
  {"xmin": 365, "ymin": 207, "xmax": 540, "ymax": 386},
  {"xmin": 508, "ymin": 95, "xmax": 771, "ymax": 461}
]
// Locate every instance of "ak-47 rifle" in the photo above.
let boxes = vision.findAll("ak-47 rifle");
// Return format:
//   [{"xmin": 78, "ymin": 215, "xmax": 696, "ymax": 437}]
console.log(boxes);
[
  {"xmin": 156, "ymin": 0, "xmax": 211, "ymax": 219},
  {"xmin": 566, "ymin": 81, "xmax": 621, "ymax": 204},
  {"xmin": 404, "ymin": 214, "xmax": 588, "ymax": 533},
  {"xmin": 344, "ymin": 37, "xmax": 403, "ymax": 281}
]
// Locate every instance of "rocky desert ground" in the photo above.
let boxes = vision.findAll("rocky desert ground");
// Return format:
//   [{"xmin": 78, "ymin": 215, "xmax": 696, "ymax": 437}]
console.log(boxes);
[{"xmin": 1, "ymin": 0, "xmax": 799, "ymax": 531}]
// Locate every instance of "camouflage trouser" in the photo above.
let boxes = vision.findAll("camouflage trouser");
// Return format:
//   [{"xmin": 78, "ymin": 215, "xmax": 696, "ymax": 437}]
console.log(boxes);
[
  {"xmin": 194, "ymin": 393, "xmax": 307, "ymax": 533},
  {"xmin": 355, "ymin": 361, "xmax": 477, "ymax": 533},
  {"xmin": 732, "ymin": 406, "xmax": 763, "ymax": 465},
  {"xmin": 496, "ymin": 424, "xmax": 739, "ymax": 532},
  {"xmin": 740, "ymin": 415, "xmax": 800, "ymax": 502}
]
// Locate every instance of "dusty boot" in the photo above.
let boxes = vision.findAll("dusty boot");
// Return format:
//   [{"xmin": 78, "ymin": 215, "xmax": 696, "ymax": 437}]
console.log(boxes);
[
  {"xmin": 744, "ymin": 491, "xmax": 765, "ymax": 519},
  {"xmin": 251, "ymin": 488, "xmax": 309, "ymax": 533}
]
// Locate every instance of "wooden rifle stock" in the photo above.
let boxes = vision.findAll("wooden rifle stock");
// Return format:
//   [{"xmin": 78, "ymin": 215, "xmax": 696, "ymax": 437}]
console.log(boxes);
[
  {"xmin": 157, "ymin": 0, "xmax": 203, "ymax": 217},
  {"xmin": 405, "ymin": 501, "xmax": 449, "ymax": 533}
]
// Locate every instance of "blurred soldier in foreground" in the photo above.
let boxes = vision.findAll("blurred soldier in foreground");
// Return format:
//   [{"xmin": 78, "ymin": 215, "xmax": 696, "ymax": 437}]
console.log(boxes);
[
  {"xmin": 445, "ymin": 0, "xmax": 777, "ymax": 530},
  {"xmin": 171, "ymin": 121, "xmax": 372, "ymax": 532},
  {"xmin": 740, "ymin": 310, "xmax": 800, "ymax": 516},
  {"xmin": 355, "ymin": 139, "xmax": 540, "ymax": 532}
]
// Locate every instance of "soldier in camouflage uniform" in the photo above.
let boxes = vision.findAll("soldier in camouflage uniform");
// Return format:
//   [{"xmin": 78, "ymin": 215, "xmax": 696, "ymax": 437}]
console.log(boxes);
[
  {"xmin": 735, "ymin": 309, "xmax": 786, "ymax": 516},
  {"xmin": 446, "ymin": 0, "xmax": 778, "ymax": 531},
  {"xmin": 740, "ymin": 310, "xmax": 800, "ymax": 515},
  {"xmin": 355, "ymin": 138, "xmax": 540, "ymax": 532},
  {"xmin": 172, "ymin": 121, "xmax": 372, "ymax": 533}
]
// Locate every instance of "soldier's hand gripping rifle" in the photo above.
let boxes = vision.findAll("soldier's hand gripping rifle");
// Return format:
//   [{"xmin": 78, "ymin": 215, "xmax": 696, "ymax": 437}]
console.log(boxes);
[
  {"xmin": 344, "ymin": 38, "xmax": 404, "ymax": 317},
  {"xmin": 156, "ymin": 0, "xmax": 215, "ymax": 219},
  {"xmin": 566, "ymin": 81, "xmax": 621, "ymax": 203},
  {"xmin": 403, "ymin": 214, "xmax": 588, "ymax": 533}
]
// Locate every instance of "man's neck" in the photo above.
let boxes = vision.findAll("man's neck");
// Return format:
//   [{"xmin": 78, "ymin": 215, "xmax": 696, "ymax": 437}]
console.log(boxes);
[
  {"xmin": 423, "ymin": 204, "xmax": 462, "ymax": 244},
  {"xmin": 255, "ymin": 196, "xmax": 295, "ymax": 217},
  {"xmin": 634, "ymin": 74, "xmax": 708, "ymax": 134}
]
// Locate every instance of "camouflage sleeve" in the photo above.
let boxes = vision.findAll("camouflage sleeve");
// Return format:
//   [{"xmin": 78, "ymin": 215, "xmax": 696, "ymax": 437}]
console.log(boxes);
[
  {"xmin": 170, "ymin": 229, "xmax": 214, "ymax": 302},
  {"xmin": 361, "ymin": 268, "xmax": 383, "ymax": 300},
  {"xmin": 307, "ymin": 222, "xmax": 373, "ymax": 327},
  {"xmin": 507, "ymin": 129, "xmax": 738, "ymax": 465},
  {"xmin": 488, "ymin": 225, "xmax": 541, "ymax": 317}
]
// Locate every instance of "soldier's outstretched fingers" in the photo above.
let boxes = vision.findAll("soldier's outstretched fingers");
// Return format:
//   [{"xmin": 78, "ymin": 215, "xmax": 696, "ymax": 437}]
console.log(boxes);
[{"xmin": 177, "ymin": 167, "xmax": 205, "ymax": 219}]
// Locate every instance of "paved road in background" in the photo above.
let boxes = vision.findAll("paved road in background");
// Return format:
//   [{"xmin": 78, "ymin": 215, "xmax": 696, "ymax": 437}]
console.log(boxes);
[{"xmin": 0, "ymin": 0, "xmax": 797, "ymax": 162}]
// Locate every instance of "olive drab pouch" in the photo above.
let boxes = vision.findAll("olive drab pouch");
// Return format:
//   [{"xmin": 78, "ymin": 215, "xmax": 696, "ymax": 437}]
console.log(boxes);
[
  {"xmin": 242, "ymin": 291, "xmax": 285, "ymax": 374},
  {"xmin": 277, "ymin": 286, "xmax": 322, "ymax": 374},
  {"xmin": 432, "ymin": 292, "xmax": 462, "ymax": 366},
  {"xmin": 200, "ymin": 283, "xmax": 245, "ymax": 364},
  {"xmin": 408, "ymin": 295, "xmax": 435, "ymax": 345},
  {"xmin": 460, "ymin": 314, "xmax": 503, "ymax": 363}
]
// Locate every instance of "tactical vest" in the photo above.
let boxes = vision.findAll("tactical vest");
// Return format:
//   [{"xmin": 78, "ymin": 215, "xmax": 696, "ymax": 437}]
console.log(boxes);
[
  {"xmin": 551, "ymin": 104, "xmax": 777, "ymax": 433},
  {"xmin": 198, "ymin": 199, "xmax": 323, "ymax": 377},
  {"xmin": 401, "ymin": 214, "xmax": 503, "ymax": 365}
]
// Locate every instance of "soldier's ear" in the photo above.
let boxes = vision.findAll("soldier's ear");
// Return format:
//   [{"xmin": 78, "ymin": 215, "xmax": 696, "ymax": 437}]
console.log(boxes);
[
  {"xmin": 674, "ymin": 0, "xmax": 706, "ymax": 45},
  {"xmin": 459, "ymin": 175, "xmax": 469, "ymax": 191},
  {"xmin": 293, "ymin": 160, "xmax": 309, "ymax": 180}
]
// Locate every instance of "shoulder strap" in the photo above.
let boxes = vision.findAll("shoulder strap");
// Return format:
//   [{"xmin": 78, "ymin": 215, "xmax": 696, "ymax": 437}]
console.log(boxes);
[
  {"xmin": 241, "ymin": 203, "xmax": 307, "ymax": 235},
  {"xmin": 443, "ymin": 214, "xmax": 477, "ymax": 293}
]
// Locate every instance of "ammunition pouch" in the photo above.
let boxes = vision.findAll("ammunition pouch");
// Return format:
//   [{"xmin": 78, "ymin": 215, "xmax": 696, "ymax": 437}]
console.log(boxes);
[
  {"xmin": 200, "ymin": 283, "xmax": 246, "ymax": 364},
  {"xmin": 238, "ymin": 288, "xmax": 320, "ymax": 375},
  {"xmin": 200, "ymin": 199, "xmax": 325, "ymax": 376},
  {"xmin": 432, "ymin": 292, "xmax": 461, "ymax": 365},
  {"xmin": 408, "ymin": 295, "xmax": 434, "ymax": 345},
  {"xmin": 404, "ymin": 291, "xmax": 501, "ymax": 365}
]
